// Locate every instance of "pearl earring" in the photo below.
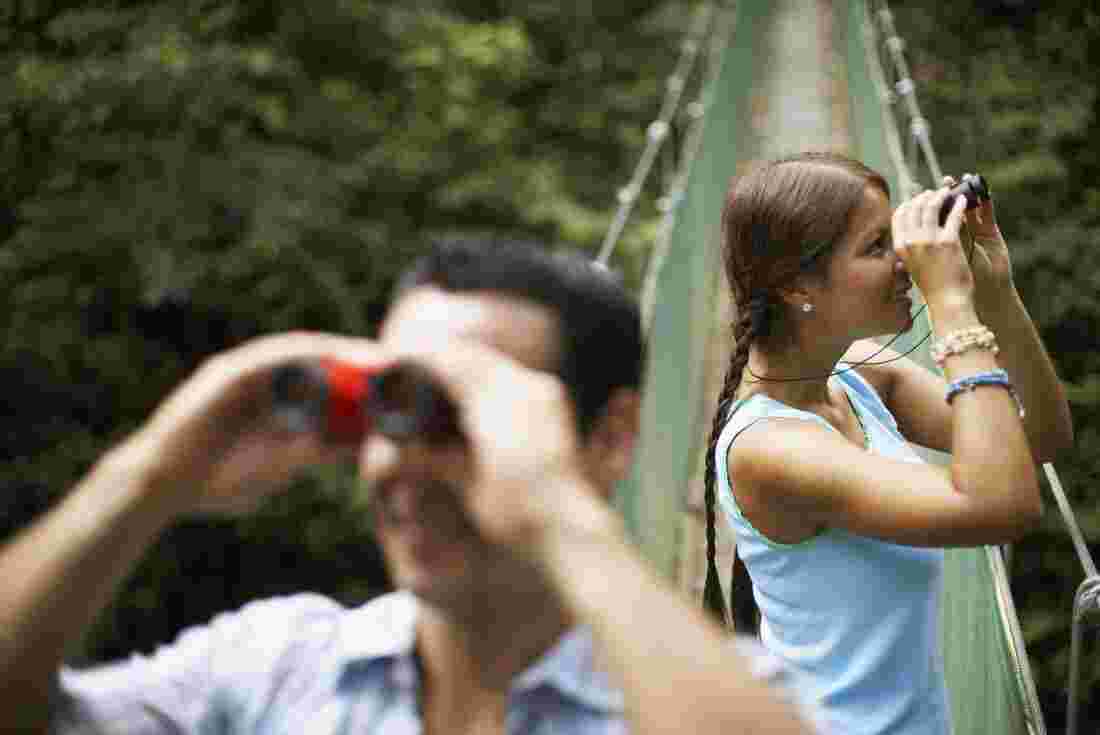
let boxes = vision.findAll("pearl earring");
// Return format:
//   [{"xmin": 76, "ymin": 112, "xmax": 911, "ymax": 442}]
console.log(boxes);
[{"xmin": 801, "ymin": 302, "xmax": 814, "ymax": 313}]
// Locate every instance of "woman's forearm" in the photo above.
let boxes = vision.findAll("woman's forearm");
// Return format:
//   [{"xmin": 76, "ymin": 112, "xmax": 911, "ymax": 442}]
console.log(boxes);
[
  {"xmin": 978, "ymin": 286, "xmax": 1074, "ymax": 462},
  {"xmin": 532, "ymin": 487, "xmax": 814, "ymax": 735}
]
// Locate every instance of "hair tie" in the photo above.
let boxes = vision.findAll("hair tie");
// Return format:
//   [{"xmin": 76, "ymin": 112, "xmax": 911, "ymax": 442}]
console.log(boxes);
[{"xmin": 746, "ymin": 293, "xmax": 773, "ymax": 337}]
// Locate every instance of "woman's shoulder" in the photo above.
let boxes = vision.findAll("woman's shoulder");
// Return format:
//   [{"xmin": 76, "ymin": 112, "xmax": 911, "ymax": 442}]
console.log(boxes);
[
  {"xmin": 717, "ymin": 392, "xmax": 840, "ymax": 488},
  {"xmin": 840, "ymin": 339, "xmax": 939, "ymax": 433},
  {"xmin": 719, "ymin": 391, "xmax": 844, "ymax": 472},
  {"xmin": 725, "ymin": 390, "xmax": 834, "ymax": 431},
  {"xmin": 839, "ymin": 339, "xmax": 900, "ymax": 397}
]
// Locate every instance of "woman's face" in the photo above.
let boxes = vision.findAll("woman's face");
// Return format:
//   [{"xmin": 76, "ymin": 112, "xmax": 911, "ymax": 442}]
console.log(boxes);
[{"xmin": 809, "ymin": 185, "xmax": 914, "ymax": 340}]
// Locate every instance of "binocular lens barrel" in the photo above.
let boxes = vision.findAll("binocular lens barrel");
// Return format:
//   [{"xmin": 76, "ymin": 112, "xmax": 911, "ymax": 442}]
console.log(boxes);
[
  {"xmin": 938, "ymin": 173, "xmax": 989, "ymax": 225},
  {"xmin": 271, "ymin": 359, "xmax": 373, "ymax": 444},
  {"xmin": 271, "ymin": 360, "xmax": 459, "ymax": 444}
]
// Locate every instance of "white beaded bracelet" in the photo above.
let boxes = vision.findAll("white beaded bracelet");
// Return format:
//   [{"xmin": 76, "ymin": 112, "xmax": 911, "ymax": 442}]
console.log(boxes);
[{"xmin": 930, "ymin": 325, "xmax": 998, "ymax": 366}]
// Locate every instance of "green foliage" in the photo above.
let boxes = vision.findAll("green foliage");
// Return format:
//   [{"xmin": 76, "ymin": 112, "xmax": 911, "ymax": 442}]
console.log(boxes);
[
  {"xmin": 5, "ymin": 1, "xmax": 1098, "ymax": 730},
  {"xmin": 893, "ymin": 2, "xmax": 1100, "ymax": 728},
  {"xmin": 0, "ymin": 0, "xmax": 695, "ymax": 659}
]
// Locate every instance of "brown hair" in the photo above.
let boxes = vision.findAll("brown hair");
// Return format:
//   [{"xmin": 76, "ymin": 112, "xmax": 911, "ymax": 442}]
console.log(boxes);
[{"xmin": 702, "ymin": 152, "xmax": 889, "ymax": 629}]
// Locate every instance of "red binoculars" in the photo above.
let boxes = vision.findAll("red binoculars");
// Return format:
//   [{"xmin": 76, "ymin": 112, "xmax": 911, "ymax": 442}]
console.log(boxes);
[{"xmin": 271, "ymin": 359, "xmax": 460, "ymax": 444}]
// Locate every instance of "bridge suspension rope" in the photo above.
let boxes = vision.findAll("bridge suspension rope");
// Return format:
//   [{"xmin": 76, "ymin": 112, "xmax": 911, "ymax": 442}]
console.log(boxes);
[
  {"xmin": 601, "ymin": 2, "xmax": 1093, "ymax": 730},
  {"xmin": 866, "ymin": 4, "xmax": 1091, "ymax": 730},
  {"xmin": 596, "ymin": 2, "xmax": 721, "ymax": 268}
]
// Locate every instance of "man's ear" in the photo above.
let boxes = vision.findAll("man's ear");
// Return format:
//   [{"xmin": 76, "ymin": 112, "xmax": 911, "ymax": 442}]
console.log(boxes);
[{"xmin": 583, "ymin": 387, "xmax": 641, "ymax": 489}]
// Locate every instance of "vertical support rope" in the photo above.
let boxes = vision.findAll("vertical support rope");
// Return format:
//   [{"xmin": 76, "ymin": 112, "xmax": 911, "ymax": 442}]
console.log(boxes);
[
  {"xmin": 640, "ymin": 4, "xmax": 738, "ymax": 329},
  {"xmin": 596, "ymin": 3, "xmax": 718, "ymax": 266},
  {"xmin": 1044, "ymin": 466, "xmax": 1100, "ymax": 735},
  {"xmin": 987, "ymin": 544, "xmax": 1049, "ymax": 735},
  {"xmin": 1068, "ymin": 576, "xmax": 1100, "ymax": 735},
  {"xmin": 864, "ymin": 3, "xmax": 1060, "ymax": 732},
  {"xmin": 1045, "ymin": 464, "xmax": 1099, "ymax": 579},
  {"xmin": 860, "ymin": 3, "xmax": 918, "ymax": 197},
  {"xmin": 871, "ymin": 0, "xmax": 1097, "ymax": 577},
  {"xmin": 874, "ymin": 5, "xmax": 943, "ymax": 183}
]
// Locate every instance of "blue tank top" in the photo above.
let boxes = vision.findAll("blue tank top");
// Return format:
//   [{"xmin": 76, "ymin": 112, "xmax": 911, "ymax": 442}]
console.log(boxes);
[{"xmin": 715, "ymin": 365, "xmax": 952, "ymax": 735}]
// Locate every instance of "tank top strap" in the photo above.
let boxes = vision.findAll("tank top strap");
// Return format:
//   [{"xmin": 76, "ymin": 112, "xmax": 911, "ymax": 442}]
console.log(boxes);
[
  {"xmin": 714, "ymin": 394, "xmax": 836, "ymax": 528},
  {"xmin": 833, "ymin": 363, "xmax": 899, "ymax": 433},
  {"xmin": 714, "ymin": 365, "xmax": 907, "ymax": 523}
]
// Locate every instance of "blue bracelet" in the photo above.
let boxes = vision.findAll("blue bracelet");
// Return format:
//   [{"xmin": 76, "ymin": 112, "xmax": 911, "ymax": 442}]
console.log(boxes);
[{"xmin": 945, "ymin": 369, "xmax": 1025, "ymax": 418}]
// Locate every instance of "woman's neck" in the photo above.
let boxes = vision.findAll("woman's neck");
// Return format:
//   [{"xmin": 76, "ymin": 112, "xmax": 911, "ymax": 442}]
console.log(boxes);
[{"xmin": 742, "ymin": 335, "xmax": 852, "ymax": 410}]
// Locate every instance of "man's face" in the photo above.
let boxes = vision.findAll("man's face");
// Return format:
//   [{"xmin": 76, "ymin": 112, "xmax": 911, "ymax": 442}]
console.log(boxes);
[{"xmin": 360, "ymin": 286, "xmax": 562, "ymax": 612}]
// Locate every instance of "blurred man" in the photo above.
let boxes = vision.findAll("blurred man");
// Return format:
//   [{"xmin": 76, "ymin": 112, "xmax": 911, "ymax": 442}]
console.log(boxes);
[{"xmin": 1, "ymin": 240, "xmax": 823, "ymax": 734}]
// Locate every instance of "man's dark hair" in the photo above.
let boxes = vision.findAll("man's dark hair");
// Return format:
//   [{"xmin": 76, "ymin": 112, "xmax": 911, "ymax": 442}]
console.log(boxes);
[{"xmin": 393, "ymin": 238, "xmax": 645, "ymax": 437}]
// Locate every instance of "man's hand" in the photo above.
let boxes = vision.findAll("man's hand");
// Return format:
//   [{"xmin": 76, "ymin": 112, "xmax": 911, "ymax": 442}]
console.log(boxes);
[
  {"xmin": 129, "ymin": 332, "xmax": 381, "ymax": 517},
  {"xmin": 0, "ymin": 330, "xmax": 378, "ymax": 730},
  {"xmin": 388, "ymin": 340, "xmax": 604, "ymax": 555},
  {"xmin": 397, "ymin": 346, "xmax": 816, "ymax": 735}
]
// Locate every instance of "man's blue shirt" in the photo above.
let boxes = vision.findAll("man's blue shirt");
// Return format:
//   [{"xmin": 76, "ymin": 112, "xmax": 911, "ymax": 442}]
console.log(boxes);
[{"xmin": 55, "ymin": 591, "xmax": 825, "ymax": 734}]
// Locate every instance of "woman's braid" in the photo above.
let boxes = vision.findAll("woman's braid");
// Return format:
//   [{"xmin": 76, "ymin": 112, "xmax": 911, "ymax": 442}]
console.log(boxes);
[{"xmin": 702, "ymin": 301, "xmax": 760, "ymax": 626}]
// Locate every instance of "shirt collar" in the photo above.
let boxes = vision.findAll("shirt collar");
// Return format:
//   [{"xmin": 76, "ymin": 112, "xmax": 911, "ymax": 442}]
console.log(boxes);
[
  {"xmin": 511, "ymin": 625, "xmax": 624, "ymax": 713},
  {"xmin": 338, "ymin": 590, "xmax": 419, "ymax": 661},
  {"xmin": 337, "ymin": 591, "xmax": 623, "ymax": 714}
]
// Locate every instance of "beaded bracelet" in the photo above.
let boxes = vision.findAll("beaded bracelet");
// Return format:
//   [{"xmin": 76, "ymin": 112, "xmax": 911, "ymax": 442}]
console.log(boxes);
[
  {"xmin": 945, "ymin": 368, "xmax": 1025, "ymax": 418},
  {"xmin": 930, "ymin": 324, "xmax": 999, "ymax": 366}
]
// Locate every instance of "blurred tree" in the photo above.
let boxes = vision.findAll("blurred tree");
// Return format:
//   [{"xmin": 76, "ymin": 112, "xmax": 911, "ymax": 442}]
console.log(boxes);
[
  {"xmin": 4, "ymin": 1, "xmax": 1097, "ymax": 730},
  {"xmin": 0, "ymin": 0, "xmax": 696, "ymax": 660},
  {"xmin": 891, "ymin": 2, "xmax": 1100, "ymax": 729}
]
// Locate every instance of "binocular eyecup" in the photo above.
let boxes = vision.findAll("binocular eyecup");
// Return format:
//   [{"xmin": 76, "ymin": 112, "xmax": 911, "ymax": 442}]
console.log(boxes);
[
  {"xmin": 271, "ymin": 359, "xmax": 460, "ymax": 445},
  {"xmin": 938, "ymin": 173, "xmax": 989, "ymax": 225}
]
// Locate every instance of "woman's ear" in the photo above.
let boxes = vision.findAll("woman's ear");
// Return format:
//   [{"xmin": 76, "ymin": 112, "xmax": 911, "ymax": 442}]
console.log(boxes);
[{"xmin": 775, "ymin": 281, "xmax": 814, "ymax": 314}]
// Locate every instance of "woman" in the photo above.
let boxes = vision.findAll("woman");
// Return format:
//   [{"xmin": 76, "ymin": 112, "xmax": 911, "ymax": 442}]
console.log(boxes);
[{"xmin": 702, "ymin": 152, "xmax": 1073, "ymax": 735}]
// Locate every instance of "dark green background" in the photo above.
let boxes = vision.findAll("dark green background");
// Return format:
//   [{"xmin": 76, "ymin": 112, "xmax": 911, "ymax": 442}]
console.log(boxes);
[{"xmin": 1, "ymin": 1, "xmax": 1097, "ymax": 730}]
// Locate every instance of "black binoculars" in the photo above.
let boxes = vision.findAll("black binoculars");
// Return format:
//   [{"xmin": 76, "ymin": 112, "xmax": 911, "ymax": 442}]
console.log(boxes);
[
  {"xmin": 271, "ymin": 359, "xmax": 460, "ymax": 444},
  {"xmin": 938, "ymin": 173, "xmax": 989, "ymax": 225}
]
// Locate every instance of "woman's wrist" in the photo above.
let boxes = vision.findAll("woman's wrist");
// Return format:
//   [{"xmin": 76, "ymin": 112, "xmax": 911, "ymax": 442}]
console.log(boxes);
[
  {"xmin": 926, "ymin": 294, "xmax": 981, "ymax": 334},
  {"xmin": 974, "ymin": 281, "xmax": 1023, "ymax": 323}
]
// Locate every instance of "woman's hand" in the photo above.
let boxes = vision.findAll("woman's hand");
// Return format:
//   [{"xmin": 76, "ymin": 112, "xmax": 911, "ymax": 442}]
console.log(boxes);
[
  {"xmin": 891, "ymin": 185, "xmax": 975, "ymax": 315},
  {"xmin": 942, "ymin": 174, "xmax": 1015, "ymax": 298}
]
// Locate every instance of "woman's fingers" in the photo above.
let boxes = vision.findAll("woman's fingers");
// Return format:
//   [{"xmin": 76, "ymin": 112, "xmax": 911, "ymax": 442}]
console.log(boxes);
[
  {"xmin": 941, "ymin": 192, "xmax": 969, "ymax": 239},
  {"xmin": 898, "ymin": 186, "xmax": 962, "ymax": 240},
  {"xmin": 909, "ymin": 190, "xmax": 934, "ymax": 231},
  {"xmin": 922, "ymin": 187, "xmax": 951, "ymax": 230}
]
